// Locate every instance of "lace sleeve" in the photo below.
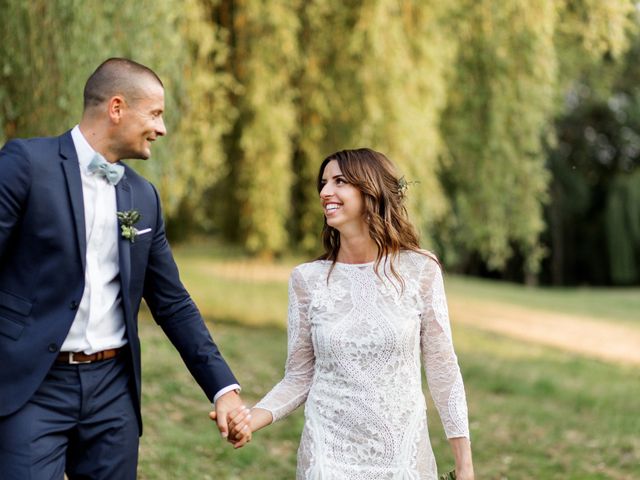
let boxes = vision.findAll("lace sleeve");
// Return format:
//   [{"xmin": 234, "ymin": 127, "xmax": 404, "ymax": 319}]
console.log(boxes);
[
  {"xmin": 254, "ymin": 267, "xmax": 314, "ymax": 423},
  {"xmin": 420, "ymin": 259, "xmax": 470, "ymax": 439}
]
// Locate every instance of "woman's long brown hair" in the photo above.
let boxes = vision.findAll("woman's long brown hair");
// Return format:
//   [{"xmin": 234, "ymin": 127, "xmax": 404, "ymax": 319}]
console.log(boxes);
[{"xmin": 317, "ymin": 148, "xmax": 429, "ymax": 289}]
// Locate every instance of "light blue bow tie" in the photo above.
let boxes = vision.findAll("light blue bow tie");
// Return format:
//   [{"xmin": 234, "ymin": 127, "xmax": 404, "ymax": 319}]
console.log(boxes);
[{"xmin": 87, "ymin": 154, "xmax": 125, "ymax": 185}]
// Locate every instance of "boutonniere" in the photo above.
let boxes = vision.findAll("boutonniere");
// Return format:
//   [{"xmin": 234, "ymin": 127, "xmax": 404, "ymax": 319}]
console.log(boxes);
[{"xmin": 117, "ymin": 210, "xmax": 142, "ymax": 243}]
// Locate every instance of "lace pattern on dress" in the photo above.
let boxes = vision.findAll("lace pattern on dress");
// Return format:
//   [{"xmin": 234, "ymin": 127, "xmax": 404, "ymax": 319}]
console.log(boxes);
[{"xmin": 256, "ymin": 251, "xmax": 470, "ymax": 479}]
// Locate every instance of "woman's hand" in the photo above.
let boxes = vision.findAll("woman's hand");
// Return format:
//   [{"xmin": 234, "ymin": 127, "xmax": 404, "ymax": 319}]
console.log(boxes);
[{"xmin": 228, "ymin": 405, "xmax": 253, "ymax": 448}]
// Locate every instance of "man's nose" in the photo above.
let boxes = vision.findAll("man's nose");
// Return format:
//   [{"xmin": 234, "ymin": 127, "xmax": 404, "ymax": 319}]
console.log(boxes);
[{"xmin": 156, "ymin": 117, "xmax": 167, "ymax": 137}]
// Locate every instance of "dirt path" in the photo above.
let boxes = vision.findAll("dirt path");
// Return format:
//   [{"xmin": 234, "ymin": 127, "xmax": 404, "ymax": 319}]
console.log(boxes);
[{"xmin": 448, "ymin": 297, "xmax": 640, "ymax": 366}]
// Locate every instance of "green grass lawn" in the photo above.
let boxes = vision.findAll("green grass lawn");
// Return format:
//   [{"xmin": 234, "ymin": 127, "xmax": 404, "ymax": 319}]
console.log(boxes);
[{"xmin": 136, "ymin": 244, "xmax": 640, "ymax": 479}]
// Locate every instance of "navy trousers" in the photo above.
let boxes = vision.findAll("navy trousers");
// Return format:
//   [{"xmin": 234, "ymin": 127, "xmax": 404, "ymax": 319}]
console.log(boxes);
[{"xmin": 0, "ymin": 353, "xmax": 139, "ymax": 480}]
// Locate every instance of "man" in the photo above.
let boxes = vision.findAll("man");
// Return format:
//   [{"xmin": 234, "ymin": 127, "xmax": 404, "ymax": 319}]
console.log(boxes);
[{"xmin": 0, "ymin": 58, "xmax": 248, "ymax": 479}]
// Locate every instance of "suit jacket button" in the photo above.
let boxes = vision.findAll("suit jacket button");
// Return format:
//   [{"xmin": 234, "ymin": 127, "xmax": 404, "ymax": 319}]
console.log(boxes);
[
  {"xmin": 69, "ymin": 300, "xmax": 79, "ymax": 310},
  {"xmin": 48, "ymin": 343, "xmax": 58, "ymax": 353}
]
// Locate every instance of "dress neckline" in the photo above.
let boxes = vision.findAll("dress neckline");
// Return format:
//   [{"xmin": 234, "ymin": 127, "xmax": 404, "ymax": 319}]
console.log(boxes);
[{"xmin": 319, "ymin": 259, "xmax": 376, "ymax": 267}]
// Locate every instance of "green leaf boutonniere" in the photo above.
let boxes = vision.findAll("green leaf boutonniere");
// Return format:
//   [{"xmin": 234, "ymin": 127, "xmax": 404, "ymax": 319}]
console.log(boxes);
[{"xmin": 117, "ymin": 209, "xmax": 142, "ymax": 243}]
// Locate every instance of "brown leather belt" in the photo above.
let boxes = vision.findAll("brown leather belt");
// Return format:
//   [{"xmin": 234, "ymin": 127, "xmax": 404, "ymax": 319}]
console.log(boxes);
[{"xmin": 56, "ymin": 348, "xmax": 122, "ymax": 364}]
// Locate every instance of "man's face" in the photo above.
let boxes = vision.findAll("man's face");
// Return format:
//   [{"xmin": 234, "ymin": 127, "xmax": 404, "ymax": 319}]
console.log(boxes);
[{"xmin": 115, "ymin": 79, "xmax": 166, "ymax": 160}]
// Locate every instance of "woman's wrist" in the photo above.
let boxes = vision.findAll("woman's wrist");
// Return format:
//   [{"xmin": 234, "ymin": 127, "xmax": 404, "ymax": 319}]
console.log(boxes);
[
  {"xmin": 249, "ymin": 407, "xmax": 273, "ymax": 433},
  {"xmin": 455, "ymin": 459, "xmax": 474, "ymax": 478}
]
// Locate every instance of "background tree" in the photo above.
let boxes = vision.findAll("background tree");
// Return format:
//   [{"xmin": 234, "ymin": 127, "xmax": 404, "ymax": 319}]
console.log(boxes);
[
  {"xmin": 437, "ymin": 0, "xmax": 637, "ymax": 284},
  {"xmin": 544, "ymin": 32, "xmax": 640, "ymax": 285},
  {"xmin": 211, "ymin": 0, "xmax": 300, "ymax": 256},
  {"xmin": 291, "ymin": 0, "xmax": 454, "ymax": 252},
  {"xmin": 1, "ymin": 0, "xmax": 638, "ymax": 284},
  {"xmin": 438, "ymin": 0, "xmax": 557, "ymax": 282}
]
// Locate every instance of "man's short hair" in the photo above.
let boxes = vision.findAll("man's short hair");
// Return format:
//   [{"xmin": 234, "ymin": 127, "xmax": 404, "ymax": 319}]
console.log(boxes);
[{"xmin": 83, "ymin": 58, "xmax": 163, "ymax": 110}]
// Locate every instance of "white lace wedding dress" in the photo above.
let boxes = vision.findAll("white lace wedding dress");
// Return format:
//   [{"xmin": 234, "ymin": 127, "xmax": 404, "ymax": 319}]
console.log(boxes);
[{"xmin": 255, "ymin": 251, "xmax": 469, "ymax": 479}]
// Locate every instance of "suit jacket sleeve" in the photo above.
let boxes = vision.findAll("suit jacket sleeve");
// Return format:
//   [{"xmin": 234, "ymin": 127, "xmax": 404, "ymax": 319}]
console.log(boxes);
[
  {"xmin": 0, "ymin": 140, "xmax": 31, "ymax": 255},
  {"xmin": 142, "ymin": 183, "xmax": 238, "ymax": 401}
]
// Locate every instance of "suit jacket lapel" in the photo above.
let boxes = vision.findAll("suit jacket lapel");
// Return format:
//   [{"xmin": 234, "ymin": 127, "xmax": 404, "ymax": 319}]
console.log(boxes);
[
  {"xmin": 116, "ymin": 174, "xmax": 132, "ymax": 298},
  {"xmin": 59, "ymin": 132, "xmax": 87, "ymax": 272}
]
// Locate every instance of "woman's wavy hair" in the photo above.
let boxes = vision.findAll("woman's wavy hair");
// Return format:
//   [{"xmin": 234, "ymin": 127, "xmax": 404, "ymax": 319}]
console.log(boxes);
[{"xmin": 317, "ymin": 148, "xmax": 428, "ymax": 289}]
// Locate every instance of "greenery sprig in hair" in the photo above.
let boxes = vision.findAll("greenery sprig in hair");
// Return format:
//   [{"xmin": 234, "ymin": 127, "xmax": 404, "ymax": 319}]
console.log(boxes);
[{"xmin": 397, "ymin": 176, "xmax": 419, "ymax": 199}]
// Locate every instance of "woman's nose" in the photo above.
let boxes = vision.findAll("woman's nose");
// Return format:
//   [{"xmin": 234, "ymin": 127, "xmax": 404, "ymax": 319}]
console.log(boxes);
[{"xmin": 320, "ymin": 183, "xmax": 334, "ymax": 198}]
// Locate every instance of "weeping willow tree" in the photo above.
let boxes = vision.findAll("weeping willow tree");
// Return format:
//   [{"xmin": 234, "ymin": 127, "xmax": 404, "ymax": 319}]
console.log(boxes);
[
  {"xmin": 438, "ymin": 0, "xmax": 637, "ymax": 281},
  {"xmin": 0, "ymin": 0, "xmax": 90, "ymax": 141},
  {"xmin": 162, "ymin": 0, "xmax": 238, "ymax": 235},
  {"xmin": 547, "ymin": 23, "xmax": 640, "ymax": 286},
  {"xmin": 0, "ymin": 0, "xmax": 234, "ymax": 222},
  {"xmin": 2, "ymin": 0, "xmax": 638, "ymax": 279},
  {"xmin": 337, "ymin": 0, "xmax": 454, "ymax": 246},
  {"xmin": 213, "ymin": 0, "xmax": 300, "ymax": 255},
  {"xmin": 291, "ymin": 0, "xmax": 455, "ymax": 252},
  {"xmin": 439, "ymin": 0, "xmax": 557, "ymax": 278},
  {"xmin": 606, "ymin": 172, "xmax": 640, "ymax": 284}
]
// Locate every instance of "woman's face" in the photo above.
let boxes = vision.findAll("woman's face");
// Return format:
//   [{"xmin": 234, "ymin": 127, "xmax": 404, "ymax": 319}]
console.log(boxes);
[{"xmin": 319, "ymin": 160, "xmax": 367, "ymax": 233}]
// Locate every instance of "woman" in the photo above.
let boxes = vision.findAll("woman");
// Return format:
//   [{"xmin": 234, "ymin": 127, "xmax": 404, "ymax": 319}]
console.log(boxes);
[{"xmin": 230, "ymin": 148, "xmax": 474, "ymax": 479}]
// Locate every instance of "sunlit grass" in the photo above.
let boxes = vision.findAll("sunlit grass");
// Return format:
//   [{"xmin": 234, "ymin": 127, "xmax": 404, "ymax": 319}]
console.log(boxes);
[
  {"xmin": 136, "ymin": 243, "xmax": 640, "ymax": 479},
  {"xmin": 139, "ymin": 315, "xmax": 640, "ymax": 479}
]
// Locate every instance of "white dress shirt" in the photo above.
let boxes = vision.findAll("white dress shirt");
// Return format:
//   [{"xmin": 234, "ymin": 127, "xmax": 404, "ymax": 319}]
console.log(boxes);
[
  {"xmin": 62, "ymin": 127, "xmax": 239, "ymax": 402},
  {"xmin": 61, "ymin": 126, "xmax": 127, "ymax": 354}
]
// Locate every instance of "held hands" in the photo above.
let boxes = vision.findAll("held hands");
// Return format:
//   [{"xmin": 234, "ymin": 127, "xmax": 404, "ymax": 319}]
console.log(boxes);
[
  {"xmin": 209, "ymin": 402, "xmax": 272, "ymax": 450},
  {"xmin": 228, "ymin": 406, "xmax": 254, "ymax": 448},
  {"xmin": 209, "ymin": 390, "xmax": 252, "ymax": 448},
  {"xmin": 208, "ymin": 407, "xmax": 252, "ymax": 448}
]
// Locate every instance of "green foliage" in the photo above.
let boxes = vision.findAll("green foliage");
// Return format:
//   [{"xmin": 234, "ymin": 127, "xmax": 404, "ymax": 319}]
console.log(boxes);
[
  {"xmin": 340, "ymin": 1, "xmax": 453, "ymax": 240},
  {"xmin": 1, "ymin": 0, "xmax": 639, "ymax": 283},
  {"xmin": 161, "ymin": 0, "xmax": 238, "ymax": 223},
  {"xmin": 555, "ymin": 0, "xmax": 637, "ymax": 95},
  {"xmin": 291, "ymin": 1, "xmax": 454, "ymax": 249},
  {"xmin": 214, "ymin": 0, "xmax": 300, "ymax": 255},
  {"xmin": 439, "ymin": 470, "xmax": 456, "ymax": 480},
  {"xmin": 440, "ymin": 0, "xmax": 556, "ymax": 275},
  {"xmin": 546, "ymin": 76, "xmax": 640, "ymax": 285},
  {"xmin": 436, "ymin": 0, "xmax": 638, "ymax": 280},
  {"xmin": 0, "ymin": 0, "xmax": 85, "ymax": 139},
  {"xmin": 0, "ymin": 0, "xmax": 234, "ymax": 222},
  {"xmin": 606, "ymin": 172, "xmax": 640, "ymax": 283}
]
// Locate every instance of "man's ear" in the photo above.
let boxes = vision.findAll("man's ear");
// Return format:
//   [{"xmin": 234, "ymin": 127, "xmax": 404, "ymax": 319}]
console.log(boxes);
[{"xmin": 108, "ymin": 95, "xmax": 126, "ymax": 124}]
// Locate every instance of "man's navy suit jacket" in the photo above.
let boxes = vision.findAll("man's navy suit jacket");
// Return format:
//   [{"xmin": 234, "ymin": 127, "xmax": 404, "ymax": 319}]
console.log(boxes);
[{"xmin": 0, "ymin": 131, "xmax": 237, "ymax": 430}]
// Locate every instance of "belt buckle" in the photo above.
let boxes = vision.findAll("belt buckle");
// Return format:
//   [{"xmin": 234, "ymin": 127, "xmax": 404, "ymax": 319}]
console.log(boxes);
[{"xmin": 68, "ymin": 352, "xmax": 91, "ymax": 364}]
